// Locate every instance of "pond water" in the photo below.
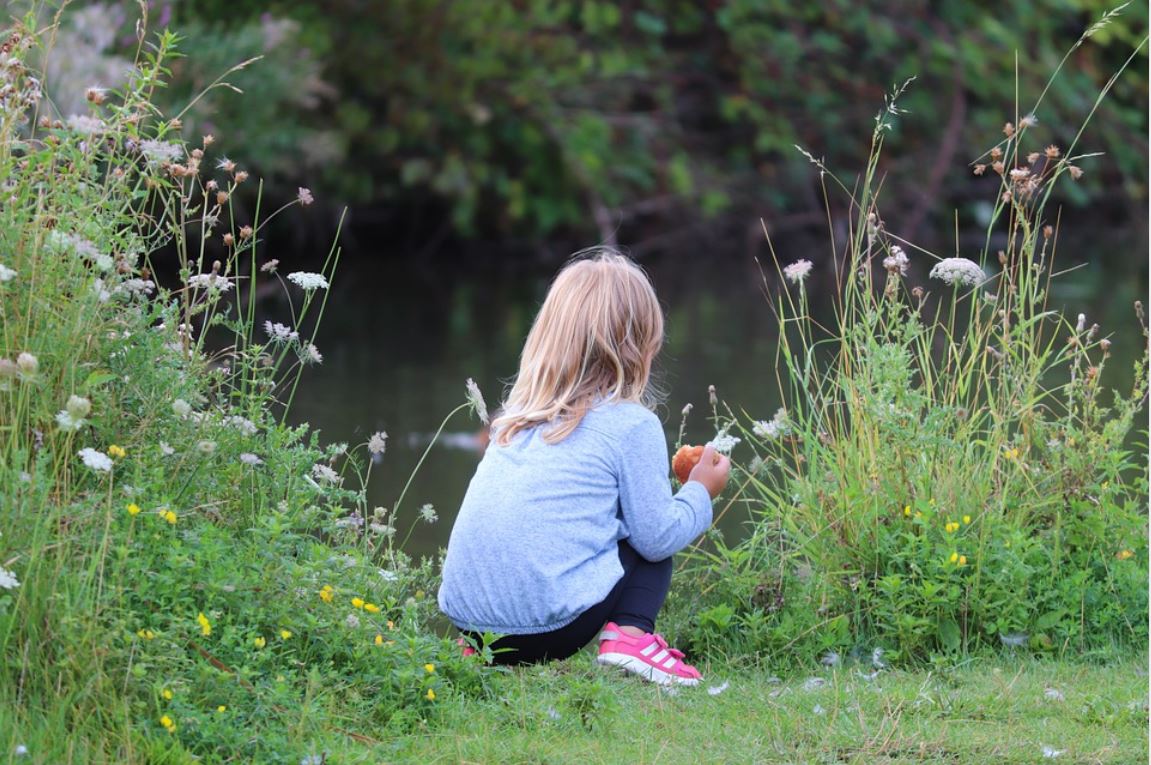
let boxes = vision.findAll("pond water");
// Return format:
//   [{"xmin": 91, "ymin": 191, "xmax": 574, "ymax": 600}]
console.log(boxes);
[{"xmin": 285, "ymin": 231, "xmax": 1146, "ymax": 558}]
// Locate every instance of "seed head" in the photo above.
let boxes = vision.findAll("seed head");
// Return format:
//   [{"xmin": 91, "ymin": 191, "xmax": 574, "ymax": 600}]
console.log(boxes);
[
  {"xmin": 1043, "ymin": 225, "xmax": 1053, "ymax": 239},
  {"xmin": 1044, "ymin": 145, "xmax": 1060, "ymax": 159},
  {"xmin": 1019, "ymin": 114, "xmax": 1038, "ymax": 129},
  {"xmin": 911, "ymin": 286, "xmax": 925, "ymax": 300},
  {"xmin": 216, "ymin": 191, "xmax": 228, "ymax": 205},
  {"xmin": 239, "ymin": 225, "xmax": 253, "ymax": 240},
  {"xmin": 1026, "ymin": 152, "xmax": 1040, "ymax": 165},
  {"xmin": 1100, "ymin": 338, "xmax": 1112, "ymax": 353},
  {"xmin": 991, "ymin": 161, "xmax": 1004, "ymax": 175},
  {"xmin": 972, "ymin": 164, "xmax": 986, "ymax": 176},
  {"xmin": 85, "ymin": 87, "xmax": 106, "ymax": 105},
  {"xmin": 1067, "ymin": 165, "xmax": 1083, "ymax": 180},
  {"xmin": 168, "ymin": 118, "xmax": 182, "ymax": 131},
  {"xmin": 203, "ymin": 133, "xmax": 214, "ymax": 147},
  {"xmin": 1002, "ymin": 122, "xmax": 1015, "ymax": 138},
  {"xmin": 234, "ymin": 170, "xmax": 249, "ymax": 184},
  {"xmin": 989, "ymin": 146, "xmax": 1003, "ymax": 161},
  {"xmin": 223, "ymin": 232, "xmax": 234, "ymax": 247}
]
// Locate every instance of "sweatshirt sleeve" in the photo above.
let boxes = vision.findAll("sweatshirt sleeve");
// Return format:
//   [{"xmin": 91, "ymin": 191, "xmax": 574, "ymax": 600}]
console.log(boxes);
[{"xmin": 615, "ymin": 413, "xmax": 713, "ymax": 561}]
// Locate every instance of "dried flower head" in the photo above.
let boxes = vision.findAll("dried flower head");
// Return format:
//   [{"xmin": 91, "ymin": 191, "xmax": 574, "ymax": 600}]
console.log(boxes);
[
  {"xmin": 882, "ymin": 245, "xmax": 909, "ymax": 276},
  {"xmin": 465, "ymin": 378, "xmax": 489, "ymax": 424},
  {"xmin": 1044, "ymin": 145, "xmax": 1060, "ymax": 159},
  {"xmin": 972, "ymin": 164, "xmax": 986, "ymax": 176},
  {"xmin": 234, "ymin": 170, "xmax": 249, "ymax": 184},
  {"xmin": 1019, "ymin": 114, "xmax": 1038, "ymax": 129},
  {"xmin": 261, "ymin": 259, "xmax": 279, "ymax": 273},
  {"xmin": 989, "ymin": 146, "xmax": 1003, "ymax": 161},
  {"xmin": 1067, "ymin": 165, "xmax": 1083, "ymax": 180},
  {"xmin": 222, "ymin": 232, "xmax": 234, "ymax": 247},
  {"xmin": 239, "ymin": 225, "xmax": 253, "ymax": 240},
  {"xmin": 1002, "ymin": 122, "xmax": 1015, "ymax": 138}
]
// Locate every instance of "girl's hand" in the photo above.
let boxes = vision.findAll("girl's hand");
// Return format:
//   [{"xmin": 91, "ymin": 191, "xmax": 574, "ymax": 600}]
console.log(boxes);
[{"xmin": 688, "ymin": 445, "xmax": 730, "ymax": 499}]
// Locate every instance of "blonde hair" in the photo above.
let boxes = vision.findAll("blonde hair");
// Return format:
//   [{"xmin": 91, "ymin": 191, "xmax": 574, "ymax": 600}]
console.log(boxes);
[{"xmin": 492, "ymin": 247, "xmax": 664, "ymax": 446}]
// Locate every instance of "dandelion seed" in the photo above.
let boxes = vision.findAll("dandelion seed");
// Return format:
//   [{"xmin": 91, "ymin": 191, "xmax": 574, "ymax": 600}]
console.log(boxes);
[
  {"xmin": 297, "ymin": 187, "xmax": 314, "ymax": 206},
  {"xmin": 707, "ymin": 681, "xmax": 729, "ymax": 696},
  {"xmin": 929, "ymin": 258, "xmax": 984, "ymax": 287},
  {"xmin": 312, "ymin": 463, "xmax": 341, "ymax": 485},
  {"xmin": 78, "ymin": 447, "xmax": 113, "ymax": 472},
  {"xmin": 419, "ymin": 503, "xmax": 438, "ymax": 524},
  {"xmin": 197, "ymin": 612, "xmax": 212, "ymax": 636},
  {"xmin": 882, "ymin": 246, "xmax": 909, "ymax": 276},
  {"xmin": 0, "ymin": 566, "xmax": 20, "ymax": 590},
  {"xmin": 465, "ymin": 378, "xmax": 489, "ymax": 424},
  {"xmin": 239, "ymin": 453, "xmax": 262, "ymax": 466},
  {"xmin": 368, "ymin": 431, "xmax": 388, "ymax": 456},
  {"xmin": 783, "ymin": 259, "xmax": 813, "ymax": 285},
  {"xmin": 287, "ymin": 272, "xmax": 329, "ymax": 291}
]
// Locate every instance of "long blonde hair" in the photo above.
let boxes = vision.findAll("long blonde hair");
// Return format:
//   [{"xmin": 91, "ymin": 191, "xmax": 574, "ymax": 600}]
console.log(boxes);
[{"xmin": 492, "ymin": 247, "xmax": 664, "ymax": 446}]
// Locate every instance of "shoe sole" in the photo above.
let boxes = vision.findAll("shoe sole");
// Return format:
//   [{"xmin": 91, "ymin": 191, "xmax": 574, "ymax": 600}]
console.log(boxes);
[{"xmin": 596, "ymin": 652, "xmax": 701, "ymax": 686}]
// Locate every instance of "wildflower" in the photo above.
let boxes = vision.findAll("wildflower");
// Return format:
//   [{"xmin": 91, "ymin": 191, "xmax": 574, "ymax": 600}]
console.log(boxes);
[
  {"xmin": 172, "ymin": 398, "xmax": 192, "ymax": 417},
  {"xmin": 945, "ymin": 522, "xmax": 958, "ymax": 533},
  {"xmin": 312, "ymin": 463, "xmax": 341, "ymax": 485},
  {"xmin": 0, "ymin": 567, "xmax": 21, "ymax": 590},
  {"xmin": 186, "ymin": 273, "xmax": 233, "ymax": 292},
  {"xmin": 56, "ymin": 395, "xmax": 92, "ymax": 431},
  {"xmin": 254, "ymin": 636, "xmax": 266, "ymax": 648},
  {"xmin": 162, "ymin": 689, "xmax": 173, "ymax": 700},
  {"xmin": 949, "ymin": 552, "xmax": 959, "ymax": 564},
  {"xmin": 882, "ymin": 246, "xmax": 909, "ymax": 276},
  {"xmin": 1067, "ymin": 165, "xmax": 1083, "ymax": 180},
  {"xmin": 1008, "ymin": 167, "xmax": 1030, "ymax": 183},
  {"xmin": 1116, "ymin": 550, "xmax": 1134, "ymax": 560},
  {"xmin": 216, "ymin": 157, "xmax": 235, "ymax": 173},
  {"xmin": 297, "ymin": 187, "xmax": 314, "ymax": 206},
  {"xmin": 217, "ymin": 706, "xmax": 227, "ymax": 713},
  {"xmin": 223, "ymin": 232, "xmax": 234, "ymax": 247},
  {"xmin": 368, "ymin": 431, "xmax": 388, "ymax": 456},
  {"xmin": 1026, "ymin": 152, "xmax": 1041, "ymax": 165},
  {"xmin": 16, "ymin": 352, "xmax": 37, "ymax": 378},
  {"xmin": 107, "ymin": 444, "xmax": 125, "ymax": 459},
  {"xmin": 140, "ymin": 140, "xmax": 183, "ymax": 165},
  {"xmin": 235, "ymin": 171, "xmax": 249, "ymax": 184},
  {"xmin": 1002, "ymin": 122, "xmax": 1015, "ymax": 137},
  {"xmin": 465, "ymin": 378, "xmax": 489, "ymax": 424},
  {"xmin": 319, "ymin": 585, "xmax": 334, "ymax": 603},
  {"xmin": 364, "ymin": 603, "xmax": 381, "ymax": 613},
  {"xmin": 972, "ymin": 164, "xmax": 986, "ymax": 176},
  {"xmin": 425, "ymin": 688, "xmax": 435, "ymax": 701},
  {"xmin": 287, "ymin": 271, "xmax": 329, "ymax": 291},
  {"xmin": 374, "ymin": 634, "xmax": 384, "ymax": 646},
  {"xmin": 346, "ymin": 613, "xmax": 361, "ymax": 628},
  {"xmin": 962, "ymin": 515, "xmax": 971, "ymax": 524},
  {"xmin": 0, "ymin": 263, "xmax": 15, "ymax": 282},
  {"xmin": 13, "ymin": 744, "xmax": 27, "ymax": 756},
  {"xmin": 196, "ymin": 440, "xmax": 217, "ymax": 455},
  {"xmin": 66, "ymin": 114, "xmax": 105, "ymax": 134},
  {"xmin": 127, "ymin": 503, "xmax": 141, "ymax": 516},
  {"xmin": 279, "ymin": 629, "xmax": 292, "ymax": 640},
  {"xmin": 929, "ymin": 258, "xmax": 984, "ymax": 287},
  {"xmin": 387, "ymin": 620, "xmax": 395, "ymax": 630},
  {"xmin": 78, "ymin": 447, "xmax": 113, "ymax": 472},
  {"xmin": 1004, "ymin": 447, "xmax": 1020, "ymax": 461},
  {"xmin": 351, "ymin": 597, "xmax": 365, "ymax": 609},
  {"xmin": 136, "ymin": 628, "xmax": 154, "ymax": 639},
  {"xmin": 261, "ymin": 259, "xmax": 279, "ymax": 273},
  {"xmin": 903, "ymin": 505, "xmax": 911, "ymax": 517},
  {"xmin": 708, "ymin": 427, "xmax": 741, "ymax": 454},
  {"xmin": 159, "ymin": 442, "xmax": 175, "ymax": 456},
  {"xmin": 263, "ymin": 321, "xmax": 299, "ymax": 342},
  {"xmin": 783, "ymin": 259, "xmax": 813, "ymax": 285},
  {"xmin": 958, "ymin": 555, "xmax": 967, "ymax": 566},
  {"xmin": 301, "ymin": 342, "xmax": 323, "ymax": 365},
  {"xmin": 752, "ymin": 407, "xmax": 790, "ymax": 439},
  {"xmin": 239, "ymin": 453, "xmax": 263, "ymax": 466},
  {"xmin": 197, "ymin": 612, "xmax": 212, "ymax": 636},
  {"xmin": 424, "ymin": 663, "xmax": 436, "ymax": 673},
  {"xmin": 419, "ymin": 503, "xmax": 438, "ymax": 524},
  {"xmin": 159, "ymin": 714, "xmax": 176, "ymax": 733}
]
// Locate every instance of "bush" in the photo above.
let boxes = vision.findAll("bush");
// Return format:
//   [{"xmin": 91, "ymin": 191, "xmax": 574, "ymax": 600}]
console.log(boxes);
[
  {"xmin": 669, "ymin": 25, "xmax": 1149, "ymax": 667},
  {"xmin": 0, "ymin": 17, "xmax": 486, "ymax": 761}
]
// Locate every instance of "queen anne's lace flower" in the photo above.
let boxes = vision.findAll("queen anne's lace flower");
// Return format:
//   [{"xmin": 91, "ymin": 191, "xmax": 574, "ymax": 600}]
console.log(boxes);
[
  {"xmin": 312, "ymin": 464, "xmax": 342, "ymax": 485},
  {"xmin": 263, "ymin": 321, "xmax": 299, "ymax": 342},
  {"xmin": 287, "ymin": 272, "xmax": 329, "ymax": 291},
  {"xmin": 465, "ymin": 378, "xmax": 488, "ymax": 424},
  {"xmin": 78, "ymin": 447, "xmax": 113, "ymax": 472},
  {"xmin": 783, "ymin": 259, "xmax": 813, "ymax": 284},
  {"xmin": 753, "ymin": 407, "xmax": 790, "ymax": 439},
  {"xmin": 929, "ymin": 258, "xmax": 984, "ymax": 287},
  {"xmin": 368, "ymin": 431, "xmax": 388, "ymax": 455},
  {"xmin": 419, "ymin": 503, "xmax": 438, "ymax": 523},
  {"xmin": 883, "ymin": 246, "xmax": 909, "ymax": 276},
  {"xmin": 0, "ymin": 566, "xmax": 19, "ymax": 590},
  {"xmin": 708, "ymin": 425, "xmax": 741, "ymax": 454},
  {"xmin": 186, "ymin": 273, "xmax": 233, "ymax": 292}
]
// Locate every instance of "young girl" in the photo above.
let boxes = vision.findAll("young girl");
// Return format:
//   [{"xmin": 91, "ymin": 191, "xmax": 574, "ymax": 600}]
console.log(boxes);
[{"xmin": 438, "ymin": 248, "xmax": 730, "ymax": 686}]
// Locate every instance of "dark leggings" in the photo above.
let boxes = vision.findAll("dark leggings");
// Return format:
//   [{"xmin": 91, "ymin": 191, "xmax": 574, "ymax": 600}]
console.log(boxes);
[{"xmin": 466, "ymin": 540, "xmax": 672, "ymax": 665}]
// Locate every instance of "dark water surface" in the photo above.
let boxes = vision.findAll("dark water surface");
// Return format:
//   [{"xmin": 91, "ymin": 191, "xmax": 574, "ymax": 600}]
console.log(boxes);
[{"xmin": 286, "ymin": 239, "xmax": 1146, "ymax": 558}]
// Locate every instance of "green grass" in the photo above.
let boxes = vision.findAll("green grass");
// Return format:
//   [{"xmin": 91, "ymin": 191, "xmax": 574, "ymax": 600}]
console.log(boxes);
[{"xmin": 389, "ymin": 655, "xmax": 1148, "ymax": 764}]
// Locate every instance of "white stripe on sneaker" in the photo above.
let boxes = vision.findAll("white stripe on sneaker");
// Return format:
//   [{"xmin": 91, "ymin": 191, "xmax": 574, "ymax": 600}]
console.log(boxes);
[
  {"xmin": 651, "ymin": 649, "xmax": 669, "ymax": 664},
  {"xmin": 640, "ymin": 643, "xmax": 659, "ymax": 657},
  {"xmin": 663, "ymin": 657, "xmax": 677, "ymax": 669}
]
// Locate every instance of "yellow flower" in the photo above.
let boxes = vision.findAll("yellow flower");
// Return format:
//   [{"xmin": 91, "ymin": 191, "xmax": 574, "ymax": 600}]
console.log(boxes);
[
  {"xmin": 127, "ymin": 503, "xmax": 141, "ymax": 516},
  {"xmin": 159, "ymin": 714, "xmax": 175, "ymax": 732},
  {"xmin": 279, "ymin": 629, "xmax": 292, "ymax": 640},
  {"xmin": 1101, "ymin": 481, "xmax": 1110, "ymax": 491},
  {"xmin": 364, "ymin": 603, "xmax": 380, "ymax": 613},
  {"xmin": 903, "ymin": 505, "xmax": 911, "ymax": 517},
  {"xmin": 914, "ymin": 511, "xmax": 922, "ymax": 519},
  {"xmin": 137, "ymin": 628, "xmax": 155, "ymax": 640},
  {"xmin": 197, "ymin": 612, "xmax": 212, "ymax": 637},
  {"xmin": 162, "ymin": 509, "xmax": 177, "ymax": 525},
  {"xmin": 1004, "ymin": 447, "xmax": 1020, "ymax": 461},
  {"xmin": 945, "ymin": 522, "xmax": 958, "ymax": 533},
  {"xmin": 958, "ymin": 555, "xmax": 968, "ymax": 566},
  {"xmin": 351, "ymin": 597, "xmax": 365, "ymax": 609},
  {"xmin": 254, "ymin": 636, "xmax": 266, "ymax": 649},
  {"xmin": 319, "ymin": 585, "xmax": 334, "ymax": 603},
  {"xmin": 374, "ymin": 634, "xmax": 384, "ymax": 646},
  {"xmin": 1117, "ymin": 549, "xmax": 1134, "ymax": 560},
  {"xmin": 424, "ymin": 663, "xmax": 435, "ymax": 674},
  {"xmin": 217, "ymin": 705, "xmax": 227, "ymax": 713},
  {"xmin": 386, "ymin": 620, "xmax": 395, "ymax": 630},
  {"xmin": 162, "ymin": 689, "xmax": 173, "ymax": 700},
  {"xmin": 108, "ymin": 444, "xmax": 126, "ymax": 459},
  {"xmin": 425, "ymin": 688, "xmax": 435, "ymax": 701},
  {"xmin": 962, "ymin": 515, "xmax": 971, "ymax": 525},
  {"xmin": 949, "ymin": 552, "xmax": 959, "ymax": 564}
]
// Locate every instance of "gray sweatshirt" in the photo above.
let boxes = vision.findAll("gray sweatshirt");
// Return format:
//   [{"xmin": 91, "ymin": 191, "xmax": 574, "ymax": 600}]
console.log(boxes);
[{"xmin": 438, "ymin": 400, "xmax": 713, "ymax": 634}]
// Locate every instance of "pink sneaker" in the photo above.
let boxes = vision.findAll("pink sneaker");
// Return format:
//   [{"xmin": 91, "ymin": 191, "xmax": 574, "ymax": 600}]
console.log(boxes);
[
  {"xmin": 457, "ymin": 637, "xmax": 477, "ymax": 657},
  {"xmin": 596, "ymin": 622, "xmax": 702, "ymax": 686}
]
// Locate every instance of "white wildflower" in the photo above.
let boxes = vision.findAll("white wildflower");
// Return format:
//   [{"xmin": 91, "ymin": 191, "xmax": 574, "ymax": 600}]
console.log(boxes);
[
  {"xmin": 263, "ymin": 321, "xmax": 299, "ymax": 342},
  {"xmin": 226, "ymin": 415, "xmax": 258, "ymax": 436},
  {"xmin": 369, "ymin": 522, "xmax": 396, "ymax": 537},
  {"xmin": 287, "ymin": 271, "xmax": 329, "ymax": 291},
  {"xmin": 882, "ymin": 245, "xmax": 909, "ymax": 276},
  {"xmin": 345, "ymin": 613, "xmax": 360, "ymax": 629},
  {"xmin": 812, "ymin": 704, "xmax": 825, "ymax": 715},
  {"xmin": 752, "ymin": 407, "xmax": 789, "ymax": 440},
  {"xmin": 1075, "ymin": 313, "xmax": 1086, "ymax": 333},
  {"xmin": 999, "ymin": 632, "xmax": 1028, "ymax": 647},
  {"xmin": 1041, "ymin": 746, "xmax": 1063, "ymax": 759},
  {"xmin": 16, "ymin": 352, "xmax": 38, "ymax": 378},
  {"xmin": 196, "ymin": 440, "xmax": 217, "ymax": 454},
  {"xmin": 159, "ymin": 442, "xmax": 175, "ymax": 456},
  {"xmin": 239, "ymin": 453, "xmax": 263, "ymax": 466},
  {"xmin": 91, "ymin": 278, "xmax": 111, "ymax": 302},
  {"xmin": 871, "ymin": 647, "xmax": 887, "ymax": 669},
  {"xmin": 929, "ymin": 258, "xmax": 984, "ymax": 287},
  {"xmin": 301, "ymin": 342, "xmax": 323, "ymax": 365},
  {"xmin": 78, "ymin": 447, "xmax": 113, "ymax": 472},
  {"xmin": 706, "ymin": 681, "xmax": 729, "ymax": 696},
  {"xmin": 334, "ymin": 514, "xmax": 363, "ymax": 529},
  {"xmin": 465, "ymin": 378, "xmax": 489, "ymax": 424},
  {"xmin": 0, "ymin": 566, "xmax": 20, "ymax": 590},
  {"xmin": 186, "ymin": 273, "xmax": 233, "ymax": 292},
  {"xmin": 172, "ymin": 399, "xmax": 192, "ymax": 417},
  {"xmin": 139, "ymin": 139, "xmax": 183, "ymax": 165},
  {"xmin": 708, "ymin": 425, "xmax": 740, "ymax": 455},
  {"xmin": 368, "ymin": 431, "xmax": 388, "ymax": 456},
  {"xmin": 820, "ymin": 651, "xmax": 840, "ymax": 667},
  {"xmin": 419, "ymin": 503, "xmax": 438, "ymax": 524},
  {"xmin": 117, "ymin": 278, "xmax": 155, "ymax": 298},
  {"xmin": 312, "ymin": 463, "xmax": 342, "ymax": 485},
  {"xmin": 66, "ymin": 114, "xmax": 105, "ymax": 135},
  {"xmin": 783, "ymin": 259, "xmax": 813, "ymax": 285},
  {"xmin": 297, "ymin": 187, "xmax": 314, "ymax": 206},
  {"xmin": 802, "ymin": 677, "xmax": 827, "ymax": 691},
  {"xmin": 0, "ymin": 264, "xmax": 15, "ymax": 282},
  {"xmin": 1044, "ymin": 687, "xmax": 1065, "ymax": 702},
  {"xmin": 13, "ymin": 743, "xmax": 28, "ymax": 756}
]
